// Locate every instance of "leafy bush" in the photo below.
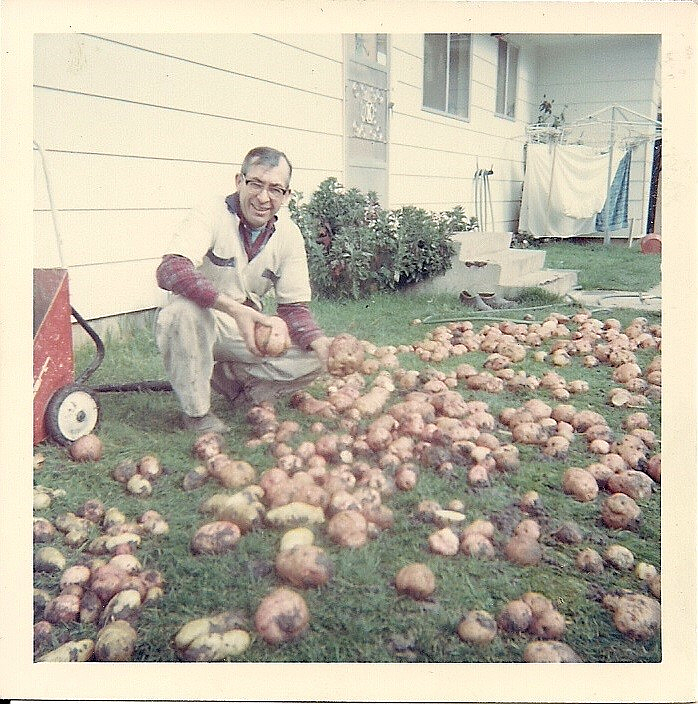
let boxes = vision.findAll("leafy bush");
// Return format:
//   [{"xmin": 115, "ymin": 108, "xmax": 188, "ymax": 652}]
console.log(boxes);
[{"xmin": 289, "ymin": 178, "xmax": 475, "ymax": 299}]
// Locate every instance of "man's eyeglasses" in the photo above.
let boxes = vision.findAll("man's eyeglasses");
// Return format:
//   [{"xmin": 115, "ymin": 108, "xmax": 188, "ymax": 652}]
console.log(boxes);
[{"xmin": 242, "ymin": 177, "xmax": 289, "ymax": 200}]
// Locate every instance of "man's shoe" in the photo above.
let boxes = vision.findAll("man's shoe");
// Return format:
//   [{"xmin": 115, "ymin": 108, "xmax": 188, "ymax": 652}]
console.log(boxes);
[
  {"xmin": 459, "ymin": 290, "xmax": 493, "ymax": 311},
  {"xmin": 211, "ymin": 363, "xmax": 246, "ymax": 406},
  {"xmin": 181, "ymin": 412, "xmax": 230, "ymax": 433},
  {"xmin": 480, "ymin": 292, "xmax": 517, "ymax": 309}
]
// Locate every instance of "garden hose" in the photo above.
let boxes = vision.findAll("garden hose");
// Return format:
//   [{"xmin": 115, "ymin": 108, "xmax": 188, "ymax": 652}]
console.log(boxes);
[{"xmin": 417, "ymin": 297, "xmax": 582, "ymax": 326}]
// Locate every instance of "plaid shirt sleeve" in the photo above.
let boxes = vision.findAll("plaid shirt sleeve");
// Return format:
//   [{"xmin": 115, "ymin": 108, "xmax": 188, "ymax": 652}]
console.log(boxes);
[
  {"xmin": 276, "ymin": 303, "xmax": 324, "ymax": 351},
  {"xmin": 156, "ymin": 254, "xmax": 218, "ymax": 308}
]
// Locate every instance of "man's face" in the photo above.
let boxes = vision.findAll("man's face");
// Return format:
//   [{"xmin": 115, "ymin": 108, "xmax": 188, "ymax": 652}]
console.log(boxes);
[{"xmin": 235, "ymin": 159, "xmax": 291, "ymax": 229}]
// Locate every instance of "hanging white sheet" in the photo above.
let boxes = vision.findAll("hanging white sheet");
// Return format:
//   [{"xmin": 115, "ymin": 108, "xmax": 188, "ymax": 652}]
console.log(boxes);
[{"xmin": 519, "ymin": 143, "xmax": 623, "ymax": 238}]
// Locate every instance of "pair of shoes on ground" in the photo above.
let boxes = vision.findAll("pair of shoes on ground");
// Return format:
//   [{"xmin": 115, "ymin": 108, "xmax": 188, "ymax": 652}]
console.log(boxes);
[{"xmin": 459, "ymin": 290, "xmax": 516, "ymax": 310}]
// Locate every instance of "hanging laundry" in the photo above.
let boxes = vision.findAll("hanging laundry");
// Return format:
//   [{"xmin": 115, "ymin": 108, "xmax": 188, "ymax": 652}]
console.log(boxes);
[
  {"xmin": 549, "ymin": 144, "xmax": 624, "ymax": 219},
  {"xmin": 519, "ymin": 143, "xmax": 597, "ymax": 238},
  {"xmin": 596, "ymin": 150, "xmax": 631, "ymax": 232}
]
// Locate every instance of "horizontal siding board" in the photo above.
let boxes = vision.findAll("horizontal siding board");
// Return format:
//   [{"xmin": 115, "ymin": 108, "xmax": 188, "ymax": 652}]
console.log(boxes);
[
  {"xmin": 33, "ymin": 136, "xmax": 343, "ymax": 211},
  {"xmin": 33, "ymin": 209, "xmax": 184, "ymax": 268},
  {"xmin": 34, "ymin": 85, "xmax": 342, "ymax": 158},
  {"xmin": 65, "ymin": 259, "xmax": 168, "ymax": 319},
  {"xmin": 35, "ymin": 34, "xmax": 344, "ymax": 105}
]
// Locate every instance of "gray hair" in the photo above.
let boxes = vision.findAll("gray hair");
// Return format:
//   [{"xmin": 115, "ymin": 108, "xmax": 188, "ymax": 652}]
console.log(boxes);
[{"xmin": 241, "ymin": 147, "xmax": 292, "ymax": 184}]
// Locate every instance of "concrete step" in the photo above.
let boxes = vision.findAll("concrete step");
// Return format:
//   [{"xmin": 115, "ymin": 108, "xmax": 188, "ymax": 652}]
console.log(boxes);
[
  {"xmin": 499, "ymin": 268, "xmax": 579, "ymax": 298},
  {"xmin": 490, "ymin": 249, "xmax": 547, "ymax": 280},
  {"xmin": 454, "ymin": 230, "xmax": 513, "ymax": 258}
]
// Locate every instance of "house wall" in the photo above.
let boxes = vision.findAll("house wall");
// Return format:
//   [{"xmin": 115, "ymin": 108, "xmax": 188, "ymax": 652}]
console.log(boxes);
[
  {"xmin": 534, "ymin": 35, "xmax": 661, "ymax": 236},
  {"xmin": 34, "ymin": 33, "xmax": 660, "ymax": 325},
  {"xmin": 34, "ymin": 33, "xmax": 346, "ymax": 320},
  {"xmin": 388, "ymin": 34, "xmax": 536, "ymax": 231}
]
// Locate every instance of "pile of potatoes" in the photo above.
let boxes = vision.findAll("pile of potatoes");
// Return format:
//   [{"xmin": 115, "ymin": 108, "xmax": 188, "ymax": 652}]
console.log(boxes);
[
  {"xmin": 457, "ymin": 591, "xmax": 581, "ymax": 661},
  {"xmin": 33, "ymin": 497, "xmax": 166, "ymax": 661},
  {"xmin": 34, "ymin": 308, "xmax": 661, "ymax": 662}
]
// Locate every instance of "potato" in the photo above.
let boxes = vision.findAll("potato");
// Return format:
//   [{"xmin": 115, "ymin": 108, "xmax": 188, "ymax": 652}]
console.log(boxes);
[
  {"xmin": 126, "ymin": 474, "xmax": 152, "ymax": 497},
  {"xmin": 38, "ymin": 639, "xmax": 95, "ymax": 662},
  {"xmin": 604, "ymin": 544, "xmax": 635, "ymax": 570},
  {"xmin": 514, "ymin": 519, "xmax": 541, "ymax": 541},
  {"xmin": 460, "ymin": 532, "xmax": 496, "ymax": 559},
  {"xmin": 327, "ymin": 334, "xmax": 365, "ymax": 376},
  {"xmin": 394, "ymin": 563, "xmax": 436, "ymax": 600},
  {"xmin": 529, "ymin": 608, "xmax": 566, "ymax": 639},
  {"xmin": 576, "ymin": 548, "xmax": 605, "ymax": 574},
  {"xmin": 611, "ymin": 593, "xmax": 661, "ymax": 639},
  {"xmin": 523, "ymin": 640, "xmax": 581, "ymax": 662},
  {"xmin": 635, "ymin": 562, "xmax": 658, "ymax": 582},
  {"xmin": 275, "ymin": 545, "xmax": 333, "ymax": 588},
  {"xmin": 33, "ymin": 517, "xmax": 57, "ymax": 543},
  {"xmin": 190, "ymin": 521, "xmax": 241, "ymax": 555},
  {"xmin": 265, "ymin": 502, "xmax": 325, "ymax": 529},
  {"xmin": 457, "ymin": 610, "xmax": 498, "ymax": 646},
  {"xmin": 60, "ymin": 564, "xmax": 92, "ymax": 590},
  {"xmin": 327, "ymin": 510, "xmax": 368, "ymax": 548},
  {"xmin": 77, "ymin": 498, "xmax": 106, "ymax": 524},
  {"xmin": 605, "ymin": 471, "xmax": 654, "ymax": 501},
  {"xmin": 428, "ymin": 527, "xmax": 460, "ymax": 556},
  {"xmin": 254, "ymin": 588, "xmax": 310, "ymax": 644},
  {"xmin": 497, "ymin": 599, "xmax": 533, "ymax": 633},
  {"xmin": 100, "ymin": 588, "xmax": 142, "ymax": 626},
  {"xmin": 192, "ymin": 431, "xmax": 225, "ymax": 460},
  {"xmin": 255, "ymin": 318, "xmax": 290, "ymax": 357},
  {"xmin": 34, "ymin": 546, "xmax": 66, "ymax": 573},
  {"xmin": 44, "ymin": 593, "xmax": 81, "ymax": 624},
  {"xmin": 504, "ymin": 536, "xmax": 542, "ymax": 566},
  {"xmin": 279, "ymin": 526, "xmax": 315, "ymax": 552},
  {"xmin": 69, "ymin": 433, "xmax": 103, "ymax": 462},
  {"xmin": 601, "ymin": 493, "xmax": 642, "ymax": 530},
  {"xmin": 94, "ymin": 620, "xmax": 138, "ymax": 661},
  {"xmin": 562, "ymin": 467, "xmax": 599, "ymax": 502},
  {"xmin": 175, "ymin": 611, "xmax": 251, "ymax": 661}
]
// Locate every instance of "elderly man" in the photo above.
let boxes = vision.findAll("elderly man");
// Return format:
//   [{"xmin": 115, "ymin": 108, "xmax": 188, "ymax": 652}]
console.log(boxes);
[{"xmin": 155, "ymin": 146, "xmax": 331, "ymax": 433}]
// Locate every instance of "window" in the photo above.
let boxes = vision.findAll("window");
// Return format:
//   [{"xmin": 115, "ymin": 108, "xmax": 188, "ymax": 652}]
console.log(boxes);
[
  {"xmin": 495, "ymin": 37, "xmax": 519, "ymax": 118},
  {"xmin": 354, "ymin": 33, "xmax": 387, "ymax": 66},
  {"xmin": 423, "ymin": 33, "xmax": 471, "ymax": 119}
]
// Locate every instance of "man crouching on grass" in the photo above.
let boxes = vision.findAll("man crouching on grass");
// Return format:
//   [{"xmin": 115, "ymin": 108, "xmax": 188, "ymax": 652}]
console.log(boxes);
[{"xmin": 155, "ymin": 146, "xmax": 332, "ymax": 433}]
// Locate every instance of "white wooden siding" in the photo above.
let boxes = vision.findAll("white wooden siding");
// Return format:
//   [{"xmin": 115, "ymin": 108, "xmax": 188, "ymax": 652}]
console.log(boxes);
[
  {"xmin": 34, "ymin": 32, "xmax": 661, "ymax": 321},
  {"xmin": 388, "ymin": 34, "xmax": 534, "ymax": 232},
  {"xmin": 34, "ymin": 33, "xmax": 345, "ymax": 319}
]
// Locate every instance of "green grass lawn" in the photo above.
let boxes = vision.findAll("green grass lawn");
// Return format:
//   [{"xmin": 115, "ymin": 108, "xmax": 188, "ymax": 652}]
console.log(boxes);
[
  {"xmin": 33, "ymin": 280, "xmax": 662, "ymax": 665},
  {"xmin": 535, "ymin": 240, "xmax": 661, "ymax": 292}
]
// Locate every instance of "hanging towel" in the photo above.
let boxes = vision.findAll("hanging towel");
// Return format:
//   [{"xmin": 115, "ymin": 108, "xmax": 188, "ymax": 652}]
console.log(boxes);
[
  {"xmin": 519, "ymin": 143, "xmax": 597, "ymax": 238},
  {"xmin": 549, "ymin": 145, "xmax": 624, "ymax": 219},
  {"xmin": 596, "ymin": 150, "xmax": 631, "ymax": 232}
]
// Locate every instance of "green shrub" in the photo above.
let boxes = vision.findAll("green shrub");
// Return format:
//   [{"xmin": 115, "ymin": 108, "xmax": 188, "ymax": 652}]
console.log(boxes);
[{"xmin": 289, "ymin": 178, "xmax": 475, "ymax": 299}]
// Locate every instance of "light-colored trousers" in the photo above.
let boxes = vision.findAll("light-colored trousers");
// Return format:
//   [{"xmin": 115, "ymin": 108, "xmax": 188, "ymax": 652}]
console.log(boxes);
[{"xmin": 155, "ymin": 297, "xmax": 322, "ymax": 417}]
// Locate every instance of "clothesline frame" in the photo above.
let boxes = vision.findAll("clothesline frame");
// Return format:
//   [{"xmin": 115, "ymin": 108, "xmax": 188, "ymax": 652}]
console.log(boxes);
[{"xmin": 523, "ymin": 104, "xmax": 662, "ymax": 244}]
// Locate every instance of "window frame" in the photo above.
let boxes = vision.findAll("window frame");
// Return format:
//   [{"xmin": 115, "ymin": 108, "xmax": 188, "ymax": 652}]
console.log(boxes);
[
  {"xmin": 422, "ymin": 33, "xmax": 472, "ymax": 122},
  {"xmin": 495, "ymin": 37, "xmax": 519, "ymax": 120}
]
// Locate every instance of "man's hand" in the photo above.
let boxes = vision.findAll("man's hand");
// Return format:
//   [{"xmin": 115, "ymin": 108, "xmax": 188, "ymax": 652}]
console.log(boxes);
[
  {"xmin": 212, "ymin": 293, "xmax": 269, "ymax": 355},
  {"xmin": 309, "ymin": 335, "xmax": 333, "ymax": 370}
]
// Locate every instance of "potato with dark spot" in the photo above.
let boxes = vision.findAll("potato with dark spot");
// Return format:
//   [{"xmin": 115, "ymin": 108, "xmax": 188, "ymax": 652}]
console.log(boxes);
[
  {"xmin": 254, "ymin": 587, "xmax": 310, "ymax": 644},
  {"xmin": 190, "ymin": 521, "xmax": 241, "ymax": 555},
  {"xmin": 457, "ymin": 610, "xmax": 498, "ymax": 646},
  {"xmin": 275, "ymin": 545, "xmax": 333, "ymax": 588},
  {"xmin": 497, "ymin": 599, "xmax": 533, "ymax": 633},
  {"xmin": 94, "ymin": 620, "xmax": 137, "ymax": 661}
]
